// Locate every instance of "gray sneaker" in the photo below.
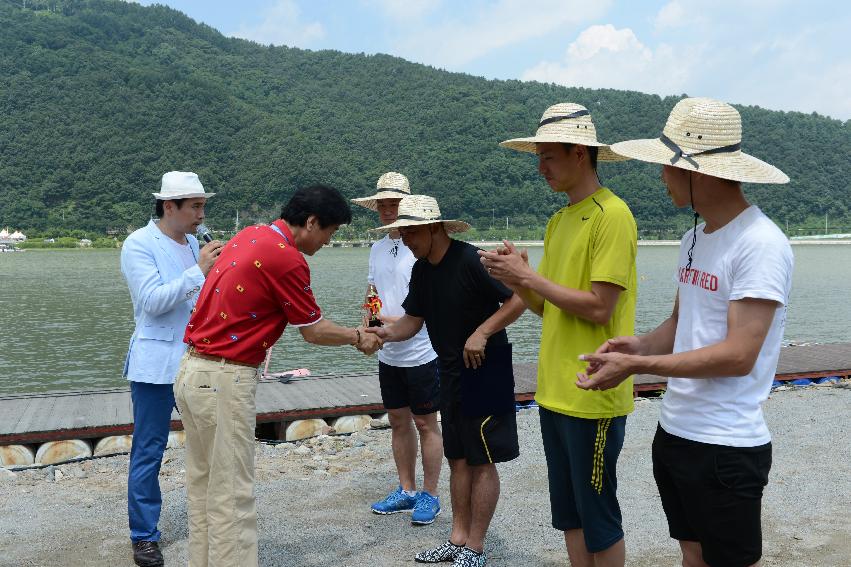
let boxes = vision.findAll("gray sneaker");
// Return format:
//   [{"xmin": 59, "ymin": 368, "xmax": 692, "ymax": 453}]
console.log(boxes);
[
  {"xmin": 414, "ymin": 540, "xmax": 463, "ymax": 563},
  {"xmin": 452, "ymin": 547, "xmax": 486, "ymax": 567}
]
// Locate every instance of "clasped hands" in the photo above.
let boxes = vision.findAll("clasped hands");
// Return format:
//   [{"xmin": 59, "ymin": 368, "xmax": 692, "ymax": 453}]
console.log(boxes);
[
  {"xmin": 355, "ymin": 325, "xmax": 383, "ymax": 355},
  {"xmin": 478, "ymin": 240, "xmax": 534, "ymax": 289}
]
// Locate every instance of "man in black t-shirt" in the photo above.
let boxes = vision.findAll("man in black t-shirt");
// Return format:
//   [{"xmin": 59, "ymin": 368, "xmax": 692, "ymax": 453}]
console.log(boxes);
[{"xmin": 366, "ymin": 195, "xmax": 526, "ymax": 567}]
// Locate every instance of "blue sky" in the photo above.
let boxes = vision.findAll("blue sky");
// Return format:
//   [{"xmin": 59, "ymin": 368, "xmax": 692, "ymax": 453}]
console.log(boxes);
[{"xmin": 135, "ymin": 0, "xmax": 850, "ymax": 120}]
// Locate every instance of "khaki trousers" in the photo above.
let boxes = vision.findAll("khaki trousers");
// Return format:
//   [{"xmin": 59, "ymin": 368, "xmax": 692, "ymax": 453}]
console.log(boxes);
[{"xmin": 174, "ymin": 353, "xmax": 259, "ymax": 567}]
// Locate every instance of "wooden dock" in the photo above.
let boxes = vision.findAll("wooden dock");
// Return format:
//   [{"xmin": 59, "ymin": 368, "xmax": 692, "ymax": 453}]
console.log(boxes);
[
  {"xmin": 0, "ymin": 365, "xmax": 537, "ymax": 445},
  {"xmin": 1, "ymin": 343, "xmax": 850, "ymax": 446}
]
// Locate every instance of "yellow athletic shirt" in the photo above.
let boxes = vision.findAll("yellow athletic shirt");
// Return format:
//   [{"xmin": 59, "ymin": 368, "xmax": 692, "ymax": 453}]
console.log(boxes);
[{"xmin": 536, "ymin": 188, "xmax": 637, "ymax": 418}]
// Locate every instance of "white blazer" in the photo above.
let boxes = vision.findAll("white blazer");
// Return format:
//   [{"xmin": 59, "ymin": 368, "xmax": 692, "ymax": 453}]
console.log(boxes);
[{"xmin": 120, "ymin": 220, "xmax": 205, "ymax": 384}]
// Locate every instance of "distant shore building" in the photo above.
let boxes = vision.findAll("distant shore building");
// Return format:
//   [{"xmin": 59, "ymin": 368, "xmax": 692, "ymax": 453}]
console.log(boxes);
[
  {"xmin": 0, "ymin": 227, "xmax": 27, "ymax": 242},
  {"xmin": 0, "ymin": 227, "xmax": 26, "ymax": 252}
]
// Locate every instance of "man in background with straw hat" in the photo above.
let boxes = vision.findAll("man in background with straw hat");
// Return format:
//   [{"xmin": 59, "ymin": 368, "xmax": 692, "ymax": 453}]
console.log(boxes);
[
  {"xmin": 577, "ymin": 97, "xmax": 793, "ymax": 567},
  {"xmin": 482, "ymin": 103, "xmax": 637, "ymax": 567},
  {"xmin": 366, "ymin": 194, "xmax": 526, "ymax": 567},
  {"xmin": 120, "ymin": 171, "xmax": 223, "ymax": 567},
  {"xmin": 351, "ymin": 172, "xmax": 443, "ymax": 526}
]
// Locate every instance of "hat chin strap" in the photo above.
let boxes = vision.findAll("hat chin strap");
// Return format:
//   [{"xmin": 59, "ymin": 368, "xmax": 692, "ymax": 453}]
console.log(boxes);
[
  {"xmin": 426, "ymin": 226, "xmax": 435, "ymax": 260},
  {"xmin": 685, "ymin": 174, "xmax": 699, "ymax": 273}
]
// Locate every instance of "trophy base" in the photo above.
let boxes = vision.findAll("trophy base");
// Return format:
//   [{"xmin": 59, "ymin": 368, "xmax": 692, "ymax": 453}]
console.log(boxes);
[{"xmin": 368, "ymin": 319, "xmax": 384, "ymax": 328}]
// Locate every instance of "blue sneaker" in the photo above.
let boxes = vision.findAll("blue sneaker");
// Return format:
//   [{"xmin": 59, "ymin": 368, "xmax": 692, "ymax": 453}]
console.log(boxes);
[
  {"xmin": 371, "ymin": 486, "xmax": 417, "ymax": 514},
  {"xmin": 411, "ymin": 491, "xmax": 441, "ymax": 525}
]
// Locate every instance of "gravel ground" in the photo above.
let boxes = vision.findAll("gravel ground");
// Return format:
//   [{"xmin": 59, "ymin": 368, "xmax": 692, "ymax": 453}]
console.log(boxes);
[{"xmin": 1, "ymin": 383, "xmax": 849, "ymax": 567}]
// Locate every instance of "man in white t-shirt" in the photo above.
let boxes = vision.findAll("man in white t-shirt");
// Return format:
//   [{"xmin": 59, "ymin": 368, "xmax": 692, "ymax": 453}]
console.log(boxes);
[
  {"xmin": 575, "ymin": 98, "xmax": 793, "ymax": 567},
  {"xmin": 351, "ymin": 172, "xmax": 443, "ymax": 526}
]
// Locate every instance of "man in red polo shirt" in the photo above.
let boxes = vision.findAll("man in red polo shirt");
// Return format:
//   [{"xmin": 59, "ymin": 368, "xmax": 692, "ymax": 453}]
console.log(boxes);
[{"xmin": 175, "ymin": 184, "xmax": 381, "ymax": 567}]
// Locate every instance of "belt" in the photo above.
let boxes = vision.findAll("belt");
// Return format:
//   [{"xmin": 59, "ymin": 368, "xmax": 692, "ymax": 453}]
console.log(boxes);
[{"xmin": 187, "ymin": 347, "xmax": 258, "ymax": 369}]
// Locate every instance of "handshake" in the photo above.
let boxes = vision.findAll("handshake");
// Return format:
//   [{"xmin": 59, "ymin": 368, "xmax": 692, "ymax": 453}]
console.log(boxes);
[{"xmin": 354, "ymin": 325, "xmax": 383, "ymax": 355}]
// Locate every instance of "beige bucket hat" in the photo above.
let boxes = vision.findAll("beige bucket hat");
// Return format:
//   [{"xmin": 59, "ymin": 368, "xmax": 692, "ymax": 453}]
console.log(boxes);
[
  {"xmin": 373, "ymin": 195, "xmax": 470, "ymax": 234},
  {"xmin": 610, "ymin": 97, "xmax": 789, "ymax": 184},
  {"xmin": 152, "ymin": 171, "xmax": 215, "ymax": 199},
  {"xmin": 351, "ymin": 171, "xmax": 411, "ymax": 211},
  {"xmin": 500, "ymin": 102, "xmax": 627, "ymax": 161}
]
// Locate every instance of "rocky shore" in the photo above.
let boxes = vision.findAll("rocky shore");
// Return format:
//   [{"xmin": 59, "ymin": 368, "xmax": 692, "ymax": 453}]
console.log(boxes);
[{"xmin": 1, "ymin": 383, "xmax": 849, "ymax": 566}]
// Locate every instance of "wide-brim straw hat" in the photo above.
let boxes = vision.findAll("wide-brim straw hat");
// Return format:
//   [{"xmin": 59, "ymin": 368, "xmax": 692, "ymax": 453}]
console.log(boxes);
[
  {"xmin": 351, "ymin": 171, "xmax": 411, "ymax": 211},
  {"xmin": 610, "ymin": 97, "xmax": 789, "ymax": 184},
  {"xmin": 373, "ymin": 195, "xmax": 470, "ymax": 234},
  {"xmin": 500, "ymin": 102, "xmax": 627, "ymax": 161},
  {"xmin": 152, "ymin": 171, "xmax": 216, "ymax": 199}
]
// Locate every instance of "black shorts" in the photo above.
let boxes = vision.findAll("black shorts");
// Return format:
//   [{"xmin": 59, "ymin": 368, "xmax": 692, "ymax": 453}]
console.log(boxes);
[
  {"xmin": 378, "ymin": 359, "xmax": 440, "ymax": 415},
  {"xmin": 652, "ymin": 424, "xmax": 771, "ymax": 567},
  {"xmin": 441, "ymin": 402, "xmax": 519, "ymax": 466}
]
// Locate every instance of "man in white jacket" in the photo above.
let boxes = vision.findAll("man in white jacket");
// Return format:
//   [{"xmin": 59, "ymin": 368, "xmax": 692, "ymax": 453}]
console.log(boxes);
[{"xmin": 120, "ymin": 171, "xmax": 223, "ymax": 567}]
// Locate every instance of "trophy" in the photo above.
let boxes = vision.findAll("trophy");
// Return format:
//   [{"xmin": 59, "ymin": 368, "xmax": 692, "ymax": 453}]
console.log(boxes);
[{"xmin": 363, "ymin": 284, "xmax": 384, "ymax": 327}]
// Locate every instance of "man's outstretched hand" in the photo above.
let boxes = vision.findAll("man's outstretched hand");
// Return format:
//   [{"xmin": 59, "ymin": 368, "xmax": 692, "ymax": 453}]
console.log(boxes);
[
  {"xmin": 576, "ymin": 336, "xmax": 643, "ymax": 391},
  {"xmin": 358, "ymin": 326, "xmax": 384, "ymax": 355}
]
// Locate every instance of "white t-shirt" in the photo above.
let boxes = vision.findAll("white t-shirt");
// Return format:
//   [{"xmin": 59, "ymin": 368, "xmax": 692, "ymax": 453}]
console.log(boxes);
[
  {"xmin": 660, "ymin": 206, "xmax": 794, "ymax": 447},
  {"xmin": 166, "ymin": 236, "xmax": 197, "ymax": 270},
  {"xmin": 368, "ymin": 235, "xmax": 437, "ymax": 367}
]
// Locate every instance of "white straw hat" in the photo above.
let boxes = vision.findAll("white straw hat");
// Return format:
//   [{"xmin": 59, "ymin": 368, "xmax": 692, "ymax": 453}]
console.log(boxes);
[
  {"xmin": 351, "ymin": 171, "xmax": 411, "ymax": 211},
  {"xmin": 373, "ymin": 195, "xmax": 470, "ymax": 234},
  {"xmin": 610, "ymin": 97, "xmax": 789, "ymax": 184},
  {"xmin": 500, "ymin": 102, "xmax": 627, "ymax": 161},
  {"xmin": 152, "ymin": 171, "xmax": 216, "ymax": 199}
]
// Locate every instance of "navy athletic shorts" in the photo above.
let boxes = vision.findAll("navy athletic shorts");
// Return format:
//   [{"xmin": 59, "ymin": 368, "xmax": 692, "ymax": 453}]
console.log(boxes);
[{"xmin": 539, "ymin": 407, "xmax": 627, "ymax": 553}]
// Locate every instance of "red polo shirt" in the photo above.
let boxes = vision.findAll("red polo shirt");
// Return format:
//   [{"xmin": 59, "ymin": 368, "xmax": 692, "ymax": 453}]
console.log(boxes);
[{"xmin": 184, "ymin": 220, "xmax": 321, "ymax": 365}]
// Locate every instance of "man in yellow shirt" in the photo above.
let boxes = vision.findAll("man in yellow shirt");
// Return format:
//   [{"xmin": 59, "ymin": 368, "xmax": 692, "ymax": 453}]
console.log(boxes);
[{"xmin": 481, "ymin": 103, "xmax": 636, "ymax": 567}]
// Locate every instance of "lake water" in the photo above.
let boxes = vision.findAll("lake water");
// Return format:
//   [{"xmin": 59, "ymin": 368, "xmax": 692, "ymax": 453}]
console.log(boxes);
[{"xmin": 0, "ymin": 245, "xmax": 847, "ymax": 395}]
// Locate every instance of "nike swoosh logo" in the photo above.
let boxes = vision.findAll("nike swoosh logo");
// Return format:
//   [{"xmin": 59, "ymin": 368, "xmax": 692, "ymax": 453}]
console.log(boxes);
[{"xmin": 581, "ymin": 216, "xmax": 590, "ymax": 221}]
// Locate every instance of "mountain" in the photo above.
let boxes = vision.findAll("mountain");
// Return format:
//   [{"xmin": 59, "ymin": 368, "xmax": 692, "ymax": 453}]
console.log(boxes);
[{"xmin": 1, "ymin": 0, "xmax": 849, "ymax": 238}]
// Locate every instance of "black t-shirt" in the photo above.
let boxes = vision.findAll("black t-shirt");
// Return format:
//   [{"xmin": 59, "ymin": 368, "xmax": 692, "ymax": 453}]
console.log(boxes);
[{"xmin": 403, "ymin": 239, "xmax": 512, "ymax": 393}]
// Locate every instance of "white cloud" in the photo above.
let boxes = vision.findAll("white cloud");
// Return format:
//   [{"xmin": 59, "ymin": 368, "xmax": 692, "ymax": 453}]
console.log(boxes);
[
  {"xmin": 392, "ymin": 0, "xmax": 612, "ymax": 69},
  {"xmin": 653, "ymin": 1, "xmax": 698, "ymax": 30},
  {"xmin": 566, "ymin": 24, "xmax": 649, "ymax": 60},
  {"xmin": 365, "ymin": 0, "xmax": 443, "ymax": 21},
  {"xmin": 230, "ymin": 0, "xmax": 325, "ymax": 47},
  {"xmin": 522, "ymin": 24, "xmax": 698, "ymax": 96}
]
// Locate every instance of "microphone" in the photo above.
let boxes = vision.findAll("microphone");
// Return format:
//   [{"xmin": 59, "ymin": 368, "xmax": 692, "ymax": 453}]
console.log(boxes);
[{"xmin": 197, "ymin": 223, "xmax": 213, "ymax": 243}]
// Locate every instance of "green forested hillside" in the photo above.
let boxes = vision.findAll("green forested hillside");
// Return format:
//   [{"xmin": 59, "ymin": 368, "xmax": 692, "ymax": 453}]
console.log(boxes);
[{"xmin": 1, "ymin": 0, "xmax": 849, "ymax": 238}]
